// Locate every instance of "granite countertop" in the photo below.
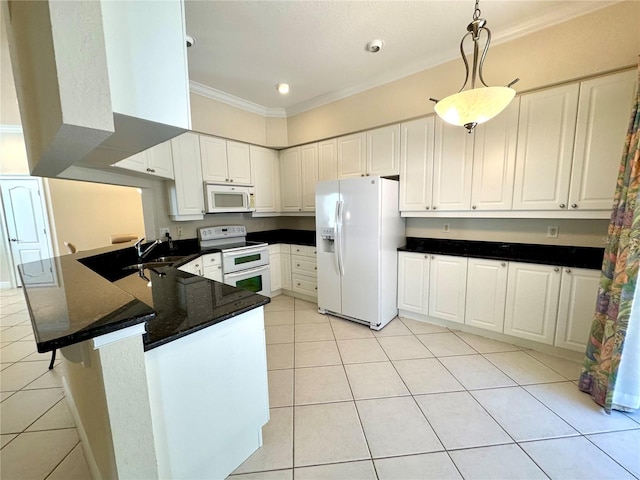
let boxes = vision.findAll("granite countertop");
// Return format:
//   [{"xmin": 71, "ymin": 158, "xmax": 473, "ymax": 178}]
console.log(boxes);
[
  {"xmin": 247, "ymin": 229, "xmax": 316, "ymax": 246},
  {"xmin": 399, "ymin": 237, "xmax": 604, "ymax": 270},
  {"xmin": 19, "ymin": 238, "xmax": 269, "ymax": 353}
]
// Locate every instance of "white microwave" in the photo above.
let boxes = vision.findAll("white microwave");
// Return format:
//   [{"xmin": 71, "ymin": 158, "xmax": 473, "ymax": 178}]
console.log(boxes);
[{"xmin": 204, "ymin": 183, "xmax": 255, "ymax": 213}]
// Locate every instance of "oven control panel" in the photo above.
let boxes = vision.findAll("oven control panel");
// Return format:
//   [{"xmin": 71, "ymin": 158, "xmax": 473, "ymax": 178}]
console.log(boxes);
[{"xmin": 199, "ymin": 225, "xmax": 246, "ymax": 241}]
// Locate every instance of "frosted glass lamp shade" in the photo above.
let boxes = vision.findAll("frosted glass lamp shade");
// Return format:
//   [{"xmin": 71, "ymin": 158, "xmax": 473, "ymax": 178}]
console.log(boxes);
[{"xmin": 434, "ymin": 86, "xmax": 516, "ymax": 131}]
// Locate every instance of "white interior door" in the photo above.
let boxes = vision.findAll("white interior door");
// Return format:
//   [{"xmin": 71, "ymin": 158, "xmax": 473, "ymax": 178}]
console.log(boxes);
[{"xmin": 1, "ymin": 178, "xmax": 54, "ymax": 286}]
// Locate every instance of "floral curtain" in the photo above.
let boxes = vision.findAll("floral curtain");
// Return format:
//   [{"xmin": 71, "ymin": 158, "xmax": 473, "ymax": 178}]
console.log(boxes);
[{"xmin": 579, "ymin": 58, "xmax": 640, "ymax": 414}]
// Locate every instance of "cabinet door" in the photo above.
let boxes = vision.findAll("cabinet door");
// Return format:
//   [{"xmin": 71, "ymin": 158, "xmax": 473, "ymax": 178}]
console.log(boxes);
[
  {"xmin": 504, "ymin": 262, "xmax": 561, "ymax": 344},
  {"xmin": 397, "ymin": 252, "xmax": 429, "ymax": 315},
  {"xmin": 471, "ymin": 99, "xmax": 519, "ymax": 211},
  {"xmin": 555, "ymin": 267, "xmax": 600, "ymax": 352},
  {"xmin": 169, "ymin": 132, "xmax": 205, "ymax": 219},
  {"xmin": 281, "ymin": 252, "xmax": 292, "ymax": 290},
  {"xmin": 318, "ymin": 139, "xmax": 338, "ymax": 181},
  {"xmin": 428, "ymin": 255, "xmax": 468, "ymax": 324},
  {"xmin": 367, "ymin": 124, "xmax": 400, "ymax": 176},
  {"xmin": 200, "ymin": 135, "xmax": 228, "ymax": 183},
  {"xmin": 227, "ymin": 140, "xmax": 252, "ymax": 185},
  {"xmin": 250, "ymin": 145, "xmax": 280, "ymax": 213},
  {"xmin": 513, "ymin": 84, "xmax": 579, "ymax": 210},
  {"xmin": 146, "ymin": 140, "xmax": 174, "ymax": 179},
  {"xmin": 337, "ymin": 132, "xmax": 366, "ymax": 179},
  {"xmin": 465, "ymin": 258, "xmax": 508, "ymax": 333},
  {"xmin": 270, "ymin": 253, "xmax": 282, "ymax": 292},
  {"xmin": 432, "ymin": 119, "xmax": 473, "ymax": 210},
  {"xmin": 569, "ymin": 70, "xmax": 637, "ymax": 211},
  {"xmin": 301, "ymin": 143, "xmax": 319, "ymax": 212},
  {"xmin": 114, "ymin": 150, "xmax": 147, "ymax": 173},
  {"xmin": 279, "ymin": 147, "xmax": 302, "ymax": 212},
  {"xmin": 400, "ymin": 116, "xmax": 435, "ymax": 211}
]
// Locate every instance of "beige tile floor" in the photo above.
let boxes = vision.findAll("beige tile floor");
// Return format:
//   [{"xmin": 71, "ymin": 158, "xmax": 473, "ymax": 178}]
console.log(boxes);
[
  {"xmin": 0, "ymin": 288, "xmax": 91, "ymax": 479},
  {"xmin": 1, "ymin": 289, "xmax": 638, "ymax": 479}
]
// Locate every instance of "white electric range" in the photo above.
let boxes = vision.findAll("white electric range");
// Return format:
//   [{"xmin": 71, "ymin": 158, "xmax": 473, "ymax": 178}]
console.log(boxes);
[{"xmin": 198, "ymin": 225, "xmax": 271, "ymax": 296}]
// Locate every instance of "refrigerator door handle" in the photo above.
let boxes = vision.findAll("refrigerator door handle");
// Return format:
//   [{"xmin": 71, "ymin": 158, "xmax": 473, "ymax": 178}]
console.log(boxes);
[
  {"xmin": 334, "ymin": 201, "xmax": 341, "ymax": 274},
  {"xmin": 337, "ymin": 200, "xmax": 345, "ymax": 276}
]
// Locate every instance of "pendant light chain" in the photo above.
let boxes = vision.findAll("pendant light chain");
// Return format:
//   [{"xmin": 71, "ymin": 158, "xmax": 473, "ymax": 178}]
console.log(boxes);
[{"xmin": 473, "ymin": 0, "xmax": 481, "ymax": 21}]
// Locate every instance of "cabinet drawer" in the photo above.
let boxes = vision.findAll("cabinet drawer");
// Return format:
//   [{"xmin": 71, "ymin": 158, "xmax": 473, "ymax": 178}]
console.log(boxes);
[
  {"xmin": 292, "ymin": 274, "xmax": 318, "ymax": 296},
  {"xmin": 292, "ymin": 256, "xmax": 317, "ymax": 276},
  {"xmin": 291, "ymin": 245, "xmax": 316, "ymax": 257},
  {"xmin": 202, "ymin": 253, "xmax": 221, "ymax": 266}
]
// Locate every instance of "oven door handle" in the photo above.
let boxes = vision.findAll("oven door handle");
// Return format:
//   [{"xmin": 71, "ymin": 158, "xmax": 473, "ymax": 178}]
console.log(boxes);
[
  {"xmin": 224, "ymin": 265, "xmax": 269, "ymax": 278},
  {"xmin": 222, "ymin": 245, "xmax": 268, "ymax": 257}
]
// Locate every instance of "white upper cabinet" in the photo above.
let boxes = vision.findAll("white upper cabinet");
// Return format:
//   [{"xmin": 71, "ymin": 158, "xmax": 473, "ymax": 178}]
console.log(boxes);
[
  {"xmin": 428, "ymin": 255, "xmax": 468, "ymax": 324},
  {"xmin": 397, "ymin": 252, "xmax": 430, "ymax": 315},
  {"xmin": 226, "ymin": 141, "xmax": 252, "ymax": 185},
  {"xmin": 504, "ymin": 262, "xmax": 562, "ymax": 345},
  {"xmin": 301, "ymin": 143, "xmax": 319, "ymax": 211},
  {"xmin": 318, "ymin": 139, "xmax": 338, "ymax": 182},
  {"xmin": 145, "ymin": 141, "xmax": 175, "ymax": 179},
  {"xmin": 432, "ymin": 119, "xmax": 474, "ymax": 211},
  {"xmin": 337, "ymin": 132, "xmax": 367, "ymax": 179},
  {"xmin": 168, "ymin": 132, "xmax": 205, "ymax": 221},
  {"xmin": 200, "ymin": 136, "xmax": 229, "ymax": 183},
  {"xmin": 400, "ymin": 116, "xmax": 435, "ymax": 212},
  {"xmin": 513, "ymin": 84, "xmax": 580, "ymax": 211},
  {"xmin": 280, "ymin": 147, "xmax": 303, "ymax": 212},
  {"xmin": 471, "ymin": 99, "xmax": 519, "ymax": 211},
  {"xmin": 250, "ymin": 145, "xmax": 280, "ymax": 213},
  {"xmin": 569, "ymin": 70, "xmax": 637, "ymax": 211},
  {"xmin": 200, "ymin": 136, "xmax": 251, "ymax": 185},
  {"xmin": 555, "ymin": 267, "xmax": 600, "ymax": 352},
  {"xmin": 465, "ymin": 258, "xmax": 508, "ymax": 333},
  {"xmin": 367, "ymin": 124, "xmax": 401, "ymax": 177}
]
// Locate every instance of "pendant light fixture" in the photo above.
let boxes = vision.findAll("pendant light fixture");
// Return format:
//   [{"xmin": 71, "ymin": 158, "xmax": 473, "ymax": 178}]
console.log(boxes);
[{"xmin": 430, "ymin": 0, "xmax": 519, "ymax": 133}]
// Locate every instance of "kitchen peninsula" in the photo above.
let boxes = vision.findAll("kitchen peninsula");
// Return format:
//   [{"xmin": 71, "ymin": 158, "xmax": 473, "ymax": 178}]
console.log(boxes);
[{"xmin": 19, "ymin": 241, "xmax": 270, "ymax": 480}]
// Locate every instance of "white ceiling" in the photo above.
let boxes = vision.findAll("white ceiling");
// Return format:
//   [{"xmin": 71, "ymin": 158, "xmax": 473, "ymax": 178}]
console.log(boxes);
[{"xmin": 184, "ymin": 1, "xmax": 615, "ymax": 117}]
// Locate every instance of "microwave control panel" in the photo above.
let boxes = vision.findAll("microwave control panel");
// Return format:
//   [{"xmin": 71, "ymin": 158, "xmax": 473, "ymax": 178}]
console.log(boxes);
[{"xmin": 199, "ymin": 225, "xmax": 246, "ymax": 241}]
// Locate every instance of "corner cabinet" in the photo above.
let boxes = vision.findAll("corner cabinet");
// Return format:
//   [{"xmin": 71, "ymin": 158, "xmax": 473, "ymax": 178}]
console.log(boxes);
[
  {"xmin": 279, "ymin": 147, "xmax": 303, "ymax": 212},
  {"xmin": 301, "ymin": 144, "xmax": 319, "ymax": 211},
  {"xmin": 168, "ymin": 132, "xmax": 205, "ymax": 221}
]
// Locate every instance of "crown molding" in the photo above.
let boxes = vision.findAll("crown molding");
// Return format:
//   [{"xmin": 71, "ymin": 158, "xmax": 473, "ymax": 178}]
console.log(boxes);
[
  {"xmin": 0, "ymin": 125, "xmax": 23, "ymax": 134},
  {"xmin": 189, "ymin": 81, "xmax": 287, "ymax": 118}
]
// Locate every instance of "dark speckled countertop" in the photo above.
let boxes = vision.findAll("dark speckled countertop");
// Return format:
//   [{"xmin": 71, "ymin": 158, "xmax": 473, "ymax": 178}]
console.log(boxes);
[{"xmin": 19, "ymin": 239, "xmax": 269, "ymax": 353}]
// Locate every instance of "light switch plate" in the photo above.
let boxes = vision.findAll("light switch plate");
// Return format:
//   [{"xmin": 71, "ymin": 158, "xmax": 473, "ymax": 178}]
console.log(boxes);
[{"xmin": 547, "ymin": 226, "xmax": 559, "ymax": 238}]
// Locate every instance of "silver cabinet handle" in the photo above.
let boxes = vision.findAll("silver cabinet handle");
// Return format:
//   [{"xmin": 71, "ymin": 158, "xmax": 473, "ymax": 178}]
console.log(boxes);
[
  {"xmin": 361, "ymin": 174, "xmax": 365, "ymax": 177},
  {"xmin": 554, "ymin": 267, "xmax": 560, "ymax": 272},
  {"xmin": 566, "ymin": 268, "xmax": 572, "ymax": 273},
  {"xmin": 431, "ymin": 255, "xmax": 435, "ymax": 259},
  {"xmin": 230, "ymin": 179, "xmax": 234, "ymax": 182},
  {"xmin": 559, "ymin": 204, "xmax": 566, "ymax": 208},
  {"xmin": 433, "ymin": 206, "xmax": 437, "ymax": 210},
  {"xmin": 424, "ymin": 255, "xmax": 429, "ymax": 259},
  {"xmin": 225, "ymin": 178, "xmax": 229, "ymax": 182},
  {"xmin": 501, "ymin": 262, "xmax": 506, "ymax": 267},
  {"xmin": 571, "ymin": 204, "xmax": 578, "ymax": 209},
  {"xmin": 472, "ymin": 205, "xmax": 477, "ymax": 209},
  {"xmin": 146, "ymin": 167, "xmax": 155, "ymax": 173},
  {"xmin": 426, "ymin": 206, "xmax": 430, "ymax": 210}
]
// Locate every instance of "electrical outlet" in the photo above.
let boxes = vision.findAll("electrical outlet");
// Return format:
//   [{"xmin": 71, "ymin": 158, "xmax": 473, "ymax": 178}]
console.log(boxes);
[
  {"xmin": 177, "ymin": 227, "xmax": 184, "ymax": 238},
  {"xmin": 159, "ymin": 227, "xmax": 170, "ymax": 237},
  {"xmin": 547, "ymin": 226, "xmax": 559, "ymax": 238},
  {"xmin": 443, "ymin": 223, "xmax": 450, "ymax": 233}
]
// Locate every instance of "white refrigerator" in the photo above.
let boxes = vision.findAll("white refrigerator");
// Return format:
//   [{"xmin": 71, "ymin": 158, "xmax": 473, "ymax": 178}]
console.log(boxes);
[{"xmin": 316, "ymin": 176, "xmax": 405, "ymax": 330}]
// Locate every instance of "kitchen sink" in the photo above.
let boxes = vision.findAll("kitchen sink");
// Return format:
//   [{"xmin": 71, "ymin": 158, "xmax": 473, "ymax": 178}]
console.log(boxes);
[{"xmin": 122, "ymin": 261, "xmax": 175, "ymax": 270}]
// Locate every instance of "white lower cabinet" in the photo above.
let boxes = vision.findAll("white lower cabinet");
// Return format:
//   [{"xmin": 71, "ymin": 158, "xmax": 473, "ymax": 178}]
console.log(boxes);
[
  {"xmin": 291, "ymin": 245, "xmax": 317, "ymax": 298},
  {"xmin": 555, "ymin": 267, "xmax": 600, "ymax": 352},
  {"xmin": 428, "ymin": 255, "xmax": 468, "ymax": 324},
  {"xmin": 269, "ymin": 245, "xmax": 282, "ymax": 293},
  {"xmin": 397, "ymin": 252, "xmax": 430, "ymax": 315},
  {"xmin": 504, "ymin": 262, "xmax": 562, "ymax": 345},
  {"xmin": 465, "ymin": 258, "xmax": 508, "ymax": 333},
  {"xmin": 201, "ymin": 253, "xmax": 223, "ymax": 282},
  {"xmin": 281, "ymin": 245, "xmax": 292, "ymax": 291}
]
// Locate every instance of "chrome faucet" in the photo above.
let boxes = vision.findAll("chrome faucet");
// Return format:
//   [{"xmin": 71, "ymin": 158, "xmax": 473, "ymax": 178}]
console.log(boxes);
[{"xmin": 134, "ymin": 237, "xmax": 161, "ymax": 260}]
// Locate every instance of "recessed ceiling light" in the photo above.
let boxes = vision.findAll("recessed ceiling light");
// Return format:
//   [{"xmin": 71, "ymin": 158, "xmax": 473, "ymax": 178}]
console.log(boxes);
[
  {"xmin": 276, "ymin": 83, "xmax": 290, "ymax": 94},
  {"xmin": 365, "ymin": 39, "xmax": 384, "ymax": 53}
]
